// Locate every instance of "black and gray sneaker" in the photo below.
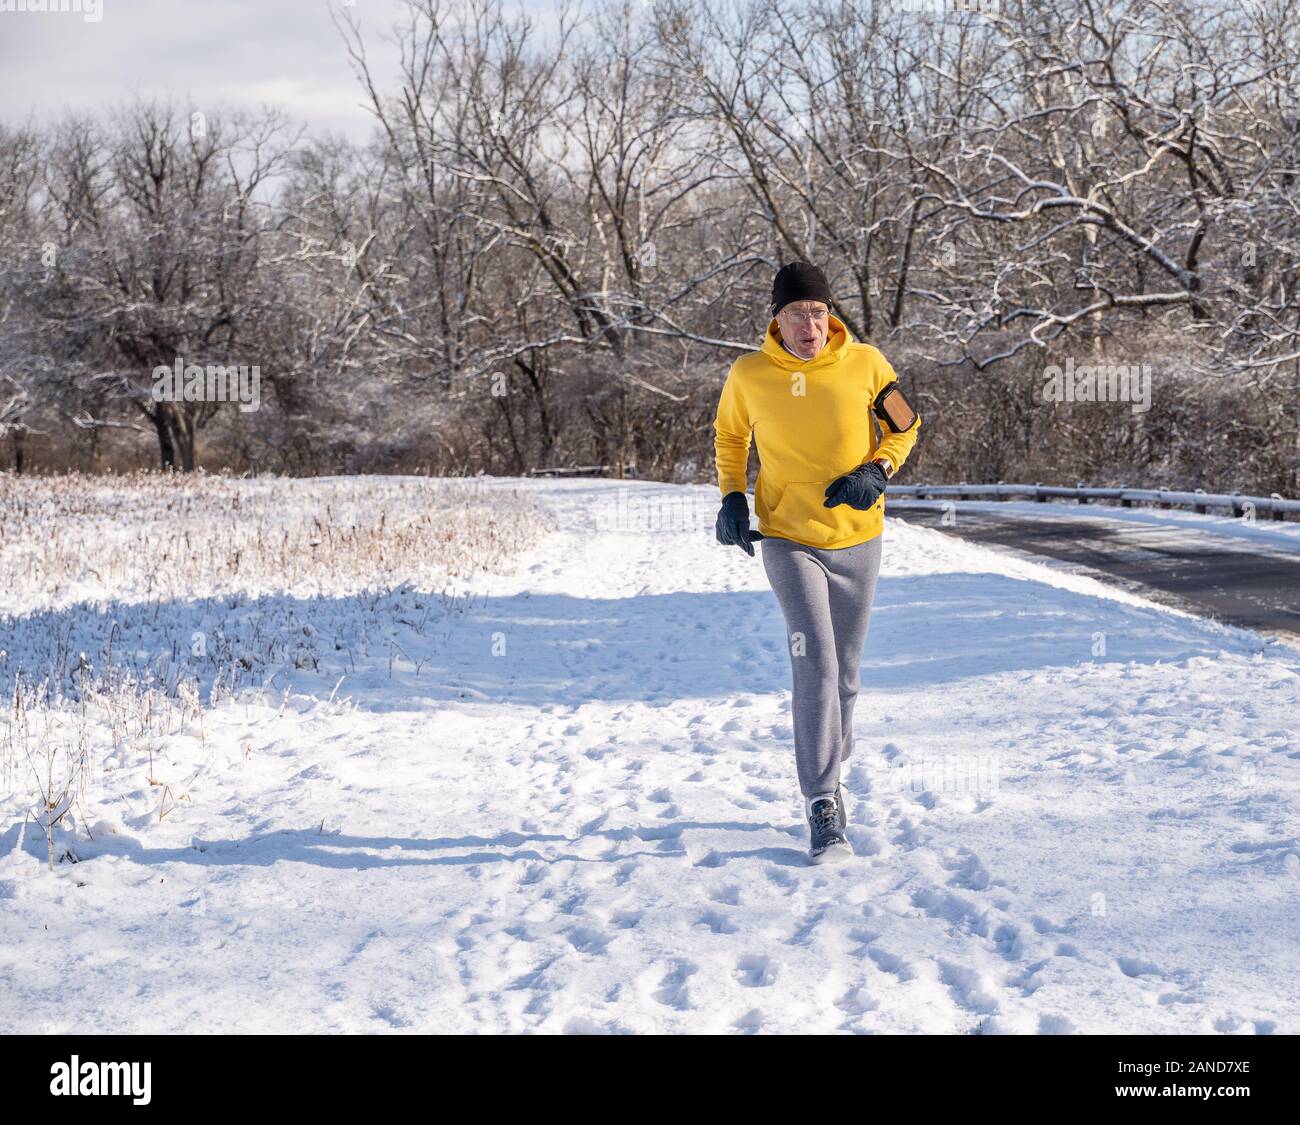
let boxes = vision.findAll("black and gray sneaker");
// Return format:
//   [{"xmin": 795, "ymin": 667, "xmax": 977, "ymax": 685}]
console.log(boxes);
[{"xmin": 808, "ymin": 794, "xmax": 851, "ymax": 864}]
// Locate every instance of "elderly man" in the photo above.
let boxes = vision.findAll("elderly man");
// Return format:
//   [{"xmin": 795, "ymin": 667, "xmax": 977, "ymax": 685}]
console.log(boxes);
[{"xmin": 713, "ymin": 260, "xmax": 921, "ymax": 863}]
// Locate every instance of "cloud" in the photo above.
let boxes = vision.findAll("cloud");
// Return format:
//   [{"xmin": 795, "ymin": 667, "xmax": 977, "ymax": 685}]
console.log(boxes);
[{"xmin": 0, "ymin": 0, "xmax": 414, "ymax": 141}]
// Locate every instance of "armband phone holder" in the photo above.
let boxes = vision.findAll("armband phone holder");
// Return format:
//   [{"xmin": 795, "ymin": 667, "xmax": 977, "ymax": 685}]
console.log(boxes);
[{"xmin": 873, "ymin": 381, "xmax": 919, "ymax": 433}]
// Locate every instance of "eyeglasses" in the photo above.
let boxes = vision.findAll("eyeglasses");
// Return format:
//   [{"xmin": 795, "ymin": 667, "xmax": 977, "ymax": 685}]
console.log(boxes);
[{"xmin": 782, "ymin": 306, "xmax": 829, "ymax": 324}]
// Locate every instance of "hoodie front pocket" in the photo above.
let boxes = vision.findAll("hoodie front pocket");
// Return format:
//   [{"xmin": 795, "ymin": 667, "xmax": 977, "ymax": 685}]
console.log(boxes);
[
  {"xmin": 766, "ymin": 477, "xmax": 879, "ymax": 544},
  {"xmin": 755, "ymin": 473, "xmax": 784, "ymax": 524}
]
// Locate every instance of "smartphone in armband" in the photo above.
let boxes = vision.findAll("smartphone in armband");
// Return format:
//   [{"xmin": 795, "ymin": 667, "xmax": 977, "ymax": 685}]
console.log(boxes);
[{"xmin": 873, "ymin": 381, "xmax": 919, "ymax": 434}]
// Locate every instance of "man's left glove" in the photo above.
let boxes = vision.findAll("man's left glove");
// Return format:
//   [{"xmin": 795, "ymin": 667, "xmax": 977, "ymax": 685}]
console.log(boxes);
[{"xmin": 823, "ymin": 461, "xmax": 888, "ymax": 511}]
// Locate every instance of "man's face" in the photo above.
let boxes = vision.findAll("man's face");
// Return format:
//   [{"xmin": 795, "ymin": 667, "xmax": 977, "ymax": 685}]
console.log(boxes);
[{"xmin": 775, "ymin": 300, "xmax": 831, "ymax": 359}]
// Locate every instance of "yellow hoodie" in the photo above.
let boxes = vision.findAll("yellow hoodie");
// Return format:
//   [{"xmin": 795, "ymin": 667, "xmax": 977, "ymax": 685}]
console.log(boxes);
[{"xmin": 713, "ymin": 313, "xmax": 920, "ymax": 549}]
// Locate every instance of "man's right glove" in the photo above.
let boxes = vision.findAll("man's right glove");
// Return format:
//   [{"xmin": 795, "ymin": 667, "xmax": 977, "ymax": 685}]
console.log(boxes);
[{"xmin": 715, "ymin": 490, "xmax": 760, "ymax": 556}]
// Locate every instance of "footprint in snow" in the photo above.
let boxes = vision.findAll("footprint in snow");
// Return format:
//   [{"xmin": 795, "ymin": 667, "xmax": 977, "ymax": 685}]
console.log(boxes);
[
  {"xmin": 991, "ymin": 921, "xmax": 1025, "ymax": 961},
  {"xmin": 910, "ymin": 886, "xmax": 987, "ymax": 934},
  {"xmin": 765, "ymin": 866, "xmax": 798, "ymax": 889},
  {"xmin": 696, "ymin": 909, "xmax": 739, "ymax": 934},
  {"xmin": 1213, "ymin": 1014, "xmax": 1276, "ymax": 1034},
  {"xmin": 734, "ymin": 954, "xmax": 777, "ymax": 987},
  {"xmin": 709, "ymin": 883, "xmax": 742, "ymax": 906},
  {"xmin": 836, "ymin": 985, "xmax": 880, "ymax": 1016},
  {"xmin": 944, "ymin": 850, "xmax": 993, "ymax": 891},
  {"xmin": 867, "ymin": 946, "xmax": 916, "ymax": 982},
  {"xmin": 938, "ymin": 961, "xmax": 1001, "ymax": 1015},
  {"xmin": 785, "ymin": 904, "xmax": 830, "ymax": 946},
  {"xmin": 557, "ymin": 892, "xmax": 587, "ymax": 915},
  {"xmin": 1116, "ymin": 956, "xmax": 1162, "ymax": 978},
  {"xmin": 564, "ymin": 925, "xmax": 612, "ymax": 955},
  {"xmin": 890, "ymin": 817, "xmax": 930, "ymax": 850},
  {"xmin": 514, "ymin": 858, "xmax": 546, "ymax": 884},
  {"xmin": 653, "ymin": 961, "xmax": 698, "ymax": 1009},
  {"xmin": 847, "ymin": 927, "xmax": 882, "ymax": 951}
]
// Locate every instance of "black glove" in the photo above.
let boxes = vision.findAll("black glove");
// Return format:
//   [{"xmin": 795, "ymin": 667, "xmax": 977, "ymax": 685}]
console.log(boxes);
[
  {"xmin": 715, "ymin": 490, "xmax": 760, "ymax": 556},
  {"xmin": 823, "ymin": 461, "xmax": 888, "ymax": 511}
]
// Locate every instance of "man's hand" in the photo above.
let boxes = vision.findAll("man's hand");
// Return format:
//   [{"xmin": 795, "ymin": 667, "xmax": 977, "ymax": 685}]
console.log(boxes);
[
  {"xmin": 715, "ymin": 490, "xmax": 759, "ymax": 556},
  {"xmin": 823, "ymin": 461, "xmax": 888, "ymax": 511}
]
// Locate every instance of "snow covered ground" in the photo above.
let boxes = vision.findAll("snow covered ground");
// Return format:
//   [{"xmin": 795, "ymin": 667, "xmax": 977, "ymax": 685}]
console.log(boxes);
[{"xmin": 2, "ymin": 475, "xmax": 1298, "ymax": 1034}]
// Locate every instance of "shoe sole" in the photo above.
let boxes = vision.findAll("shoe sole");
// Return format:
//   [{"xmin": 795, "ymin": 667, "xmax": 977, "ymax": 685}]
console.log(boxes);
[{"xmin": 809, "ymin": 842, "xmax": 853, "ymax": 865}]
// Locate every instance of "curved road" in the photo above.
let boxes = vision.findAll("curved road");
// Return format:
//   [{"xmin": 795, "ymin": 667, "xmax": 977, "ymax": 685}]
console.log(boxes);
[{"xmin": 888, "ymin": 501, "xmax": 1300, "ymax": 640}]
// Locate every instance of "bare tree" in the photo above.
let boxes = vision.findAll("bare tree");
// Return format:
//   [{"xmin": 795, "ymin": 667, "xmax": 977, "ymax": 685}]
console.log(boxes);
[{"xmin": 35, "ymin": 102, "xmax": 299, "ymax": 469}]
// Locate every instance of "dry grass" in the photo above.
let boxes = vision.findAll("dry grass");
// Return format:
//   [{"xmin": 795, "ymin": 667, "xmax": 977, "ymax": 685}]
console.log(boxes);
[
  {"xmin": 0, "ymin": 471, "xmax": 545, "ymax": 866},
  {"xmin": 0, "ymin": 470, "xmax": 541, "ymax": 609}
]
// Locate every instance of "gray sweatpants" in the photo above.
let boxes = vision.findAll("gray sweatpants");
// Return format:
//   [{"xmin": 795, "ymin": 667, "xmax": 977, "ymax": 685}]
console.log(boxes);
[{"xmin": 760, "ymin": 533, "xmax": 883, "ymax": 798}]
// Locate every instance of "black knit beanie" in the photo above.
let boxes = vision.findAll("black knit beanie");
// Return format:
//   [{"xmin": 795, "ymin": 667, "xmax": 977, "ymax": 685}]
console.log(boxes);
[{"xmin": 770, "ymin": 260, "xmax": 833, "ymax": 317}]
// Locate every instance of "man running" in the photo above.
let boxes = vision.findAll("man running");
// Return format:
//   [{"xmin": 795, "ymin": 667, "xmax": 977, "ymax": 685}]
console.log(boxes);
[{"xmin": 713, "ymin": 260, "xmax": 921, "ymax": 863}]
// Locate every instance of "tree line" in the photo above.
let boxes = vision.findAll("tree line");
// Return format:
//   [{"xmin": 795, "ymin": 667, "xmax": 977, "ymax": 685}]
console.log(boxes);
[{"xmin": 1, "ymin": 0, "xmax": 1297, "ymax": 496}]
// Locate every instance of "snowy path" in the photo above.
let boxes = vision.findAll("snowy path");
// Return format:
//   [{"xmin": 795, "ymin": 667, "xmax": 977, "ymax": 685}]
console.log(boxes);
[{"xmin": 3, "ymin": 478, "xmax": 1299, "ymax": 1033}]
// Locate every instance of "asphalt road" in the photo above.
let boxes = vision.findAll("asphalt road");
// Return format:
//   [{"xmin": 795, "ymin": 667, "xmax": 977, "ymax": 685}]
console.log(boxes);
[{"xmin": 888, "ymin": 502, "xmax": 1300, "ymax": 639}]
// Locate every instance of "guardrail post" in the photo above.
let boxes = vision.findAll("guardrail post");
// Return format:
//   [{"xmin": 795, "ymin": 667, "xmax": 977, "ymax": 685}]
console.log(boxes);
[
  {"xmin": 1121, "ymin": 485, "xmax": 1132, "ymax": 508},
  {"xmin": 1034, "ymin": 481, "xmax": 1045, "ymax": 503},
  {"xmin": 1076, "ymin": 480, "xmax": 1087, "ymax": 504},
  {"xmin": 1194, "ymin": 487, "xmax": 1206, "ymax": 515},
  {"xmin": 1231, "ymin": 489, "xmax": 1243, "ymax": 517}
]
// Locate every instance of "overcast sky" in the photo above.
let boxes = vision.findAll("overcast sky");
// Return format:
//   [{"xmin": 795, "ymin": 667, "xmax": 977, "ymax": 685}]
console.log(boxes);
[{"xmin": 0, "ymin": 0, "xmax": 540, "ymax": 143}]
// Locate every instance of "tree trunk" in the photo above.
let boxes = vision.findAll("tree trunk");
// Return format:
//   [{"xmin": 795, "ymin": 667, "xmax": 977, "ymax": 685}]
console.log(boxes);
[
  {"xmin": 152, "ymin": 404, "xmax": 177, "ymax": 469},
  {"xmin": 175, "ymin": 409, "xmax": 196, "ymax": 471}
]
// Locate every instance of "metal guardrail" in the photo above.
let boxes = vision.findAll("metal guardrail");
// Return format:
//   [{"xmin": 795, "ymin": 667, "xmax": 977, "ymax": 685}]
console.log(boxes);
[{"xmin": 888, "ymin": 482, "xmax": 1300, "ymax": 519}]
